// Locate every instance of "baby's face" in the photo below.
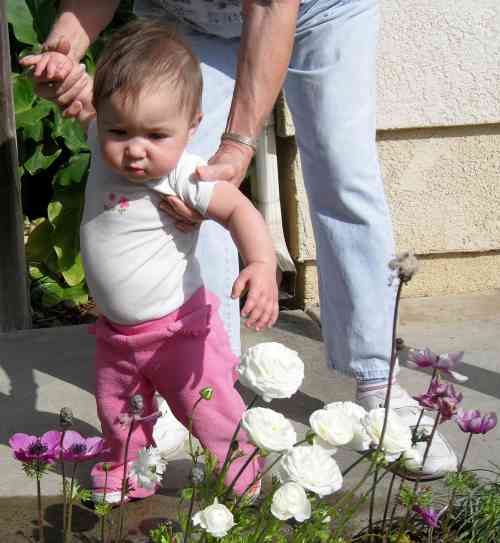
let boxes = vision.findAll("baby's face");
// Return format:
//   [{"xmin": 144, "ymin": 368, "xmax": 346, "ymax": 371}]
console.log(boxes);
[{"xmin": 97, "ymin": 87, "xmax": 199, "ymax": 183}]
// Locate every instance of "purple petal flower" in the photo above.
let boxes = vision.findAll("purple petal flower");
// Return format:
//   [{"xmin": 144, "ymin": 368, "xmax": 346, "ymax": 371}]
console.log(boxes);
[
  {"xmin": 408, "ymin": 348, "xmax": 439, "ymax": 369},
  {"xmin": 414, "ymin": 380, "xmax": 463, "ymax": 421},
  {"xmin": 408, "ymin": 349, "xmax": 467, "ymax": 382},
  {"xmin": 456, "ymin": 410, "xmax": 497, "ymax": 434},
  {"xmin": 413, "ymin": 505, "xmax": 440, "ymax": 528},
  {"xmin": 9, "ymin": 431, "xmax": 61, "ymax": 464},
  {"xmin": 60, "ymin": 431, "xmax": 108, "ymax": 462}
]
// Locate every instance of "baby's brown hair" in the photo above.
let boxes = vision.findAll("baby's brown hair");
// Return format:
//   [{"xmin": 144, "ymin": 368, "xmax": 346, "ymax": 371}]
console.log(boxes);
[{"xmin": 93, "ymin": 19, "xmax": 203, "ymax": 121}]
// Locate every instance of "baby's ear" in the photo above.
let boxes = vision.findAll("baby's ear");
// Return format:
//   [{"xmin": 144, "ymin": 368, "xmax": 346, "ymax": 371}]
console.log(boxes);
[{"xmin": 188, "ymin": 112, "xmax": 203, "ymax": 139}]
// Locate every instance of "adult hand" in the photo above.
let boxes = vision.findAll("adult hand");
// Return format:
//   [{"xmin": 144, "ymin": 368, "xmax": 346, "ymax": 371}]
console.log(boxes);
[{"xmin": 159, "ymin": 139, "xmax": 254, "ymax": 230}]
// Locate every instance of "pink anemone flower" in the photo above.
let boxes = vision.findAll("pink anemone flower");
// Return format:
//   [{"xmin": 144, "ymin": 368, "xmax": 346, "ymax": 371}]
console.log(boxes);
[
  {"xmin": 9, "ymin": 431, "xmax": 61, "ymax": 464},
  {"xmin": 412, "ymin": 505, "xmax": 441, "ymax": 528},
  {"xmin": 414, "ymin": 380, "xmax": 463, "ymax": 422},
  {"xmin": 60, "ymin": 431, "xmax": 108, "ymax": 462},
  {"xmin": 456, "ymin": 410, "xmax": 497, "ymax": 435},
  {"xmin": 408, "ymin": 349, "xmax": 467, "ymax": 382}
]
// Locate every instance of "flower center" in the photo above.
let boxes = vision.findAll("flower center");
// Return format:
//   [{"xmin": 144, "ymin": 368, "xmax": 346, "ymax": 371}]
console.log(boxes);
[
  {"xmin": 69, "ymin": 443, "xmax": 87, "ymax": 455},
  {"xmin": 29, "ymin": 440, "xmax": 48, "ymax": 456}
]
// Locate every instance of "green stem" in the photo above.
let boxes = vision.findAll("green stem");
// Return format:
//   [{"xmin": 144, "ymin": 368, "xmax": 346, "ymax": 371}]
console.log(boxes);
[
  {"xmin": 442, "ymin": 433, "xmax": 474, "ymax": 542},
  {"xmin": 216, "ymin": 394, "xmax": 258, "ymax": 493},
  {"xmin": 389, "ymin": 477, "xmax": 406, "ymax": 526},
  {"xmin": 188, "ymin": 397, "xmax": 204, "ymax": 462},
  {"xmin": 411, "ymin": 367, "xmax": 438, "ymax": 444},
  {"xmin": 100, "ymin": 468, "xmax": 109, "ymax": 543},
  {"xmin": 381, "ymin": 471, "xmax": 397, "ymax": 540},
  {"xmin": 36, "ymin": 475, "xmax": 44, "ymax": 543},
  {"xmin": 117, "ymin": 419, "xmax": 135, "ymax": 543},
  {"xmin": 222, "ymin": 447, "xmax": 260, "ymax": 500},
  {"xmin": 368, "ymin": 464, "xmax": 380, "ymax": 542},
  {"xmin": 342, "ymin": 449, "xmax": 374, "ymax": 477},
  {"xmin": 366, "ymin": 280, "xmax": 403, "ymax": 538},
  {"xmin": 59, "ymin": 430, "xmax": 67, "ymax": 534},
  {"xmin": 182, "ymin": 484, "xmax": 197, "ymax": 543},
  {"xmin": 401, "ymin": 413, "xmax": 441, "ymax": 534},
  {"xmin": 64, "ymin": 463, "xmax": 78, "ymax": 543}
]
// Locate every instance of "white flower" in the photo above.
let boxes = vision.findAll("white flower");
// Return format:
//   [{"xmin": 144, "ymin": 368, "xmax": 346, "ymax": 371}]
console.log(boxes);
[
  {"xmin": 278, "ymin": 445, "xmax": 343, "ymax": 497},
  {"xmin": 238, "ymin": 342, "xmax": 304, "ymax": 402},
  {"xmin": 402, "ymin": 446, "xmax": 423, "ymax": 472},
  {"xmin": 153, "ymin": 397, "xmax": 189, "ymax": 461},
  {"xmin": 192, "ymin": 498, "xmax": 234, "ymax": 538},
  {"xmin": 362, "ymin": 408, "xmax": 412, "ymax": 457},
  {"xmin": 241, "ymin": 407, "xmax": 297, "ymax": 452},
  {"xmin": 325, "ymin": 401, "xmax": 371, "ymax": 451},
  {"xmin": 130, "ymin": 446, "xmax": 166, "ymax": 489},
  {"xmin": 310, "ymin": 406, "xmax": 355, "ymax": 453},
  {"xmin": 271, "ymin": 482, "xmax": 311, "ymax": 522}
]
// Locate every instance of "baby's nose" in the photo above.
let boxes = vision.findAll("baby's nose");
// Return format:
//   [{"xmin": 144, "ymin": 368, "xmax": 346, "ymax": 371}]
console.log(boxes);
[{"xmin": 125, "ymin": 141, "xmax": 146, "ymax": 159}]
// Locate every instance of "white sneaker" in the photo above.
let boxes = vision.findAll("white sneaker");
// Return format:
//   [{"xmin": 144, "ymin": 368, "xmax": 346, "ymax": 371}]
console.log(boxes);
[{"xmin": 356, "ymin": 383, "xmax": 458, "ymax": 480}]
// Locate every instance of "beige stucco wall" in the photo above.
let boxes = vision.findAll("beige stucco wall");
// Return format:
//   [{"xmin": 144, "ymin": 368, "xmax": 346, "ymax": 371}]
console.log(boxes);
[{"xmin": 277, "ymin": 0, "xmax": 500, "ymax": 305}]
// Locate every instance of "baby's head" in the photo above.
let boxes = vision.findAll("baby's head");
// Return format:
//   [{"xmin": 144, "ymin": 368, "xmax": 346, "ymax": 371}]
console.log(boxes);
[{"xmin": 93, "ymin": 19, "xmax": 203, "ymax": 182}]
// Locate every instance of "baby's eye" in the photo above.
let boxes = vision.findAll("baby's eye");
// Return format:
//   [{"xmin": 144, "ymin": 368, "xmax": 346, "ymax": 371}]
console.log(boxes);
[
  {"xmin": 109, "ymin": 129, "xmax": 127, "ymax": 136},
  {"xmin": 149, "ymin": 133, "xmax": 168, "ymax": 140}
]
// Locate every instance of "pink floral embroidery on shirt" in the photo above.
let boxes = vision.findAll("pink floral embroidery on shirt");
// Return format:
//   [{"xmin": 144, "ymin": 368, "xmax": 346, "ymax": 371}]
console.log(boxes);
[
  {"xmin": 104, "ymin": 193, "xmax": 129, "ymax": 213},
  {"xmin": 118, "ymin": 196, "xmax": 129, "ymax": 209}
]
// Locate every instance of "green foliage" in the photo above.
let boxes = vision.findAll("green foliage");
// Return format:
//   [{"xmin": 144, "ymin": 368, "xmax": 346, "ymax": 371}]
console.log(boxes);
[
  {"xmin": 8, "ymin": 0, "xmax": 135, "ymax": 309},
  {"xmin": 446, "ymin": 471, "xmax": 500, "ymax": 543}
]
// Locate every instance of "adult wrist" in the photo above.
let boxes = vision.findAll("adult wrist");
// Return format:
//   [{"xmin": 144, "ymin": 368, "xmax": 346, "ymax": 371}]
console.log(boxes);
[{"xmin": 221, "ymin": 132, "xmax": 258, "ymax": 153}]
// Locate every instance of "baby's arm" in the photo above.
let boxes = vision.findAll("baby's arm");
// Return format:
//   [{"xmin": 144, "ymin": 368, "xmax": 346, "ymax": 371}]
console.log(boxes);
[
  {"xmin": 206, "ymin": 183, "xmax": 279, "ymax": 331},
  {"xmin": 21, "ymin": 51, "xmax": 95, "ymax": 128}
]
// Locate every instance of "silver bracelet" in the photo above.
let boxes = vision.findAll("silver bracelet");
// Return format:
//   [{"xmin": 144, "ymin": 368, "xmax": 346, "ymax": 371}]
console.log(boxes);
[{"xmin": 221, "ymin": 131, "xmax": 258, "ymax": 152}]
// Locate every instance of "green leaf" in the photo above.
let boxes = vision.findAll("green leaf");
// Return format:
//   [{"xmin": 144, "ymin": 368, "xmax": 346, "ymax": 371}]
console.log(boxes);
[
  {"xmin": 24, "ymin": 145, "xmax": 61, "ymax": 175},
  {"xmin": 28, "ymin": 0, "xmax": 57, "ymax": 42},
  {"xmin": 31, "ymin": 274, "xmax": 65, "ymax": 306},
  {"xmin": 48, "ymin": 186, "xmax": 85, "ymax": 286},
  {"xmin": 12, "ymin": 75, "xmax": 35, "ymax": 114},
  {"xmin": 26, "ymin": 217, "xmax": 53, "ymax": 262},
  {"xmin": 63, "ymin": 281, "xmax": 88, "ymax": 305},
  {"xmin": 16, "ymin": 100, "xmax": 53, "ymax": 128},
  {"xmin": 53, "ymin": 153, "xmax": 90, "ymax": 186},
  {"xmin": 7, "ymin": 0, "xmax": 38, "ymax": 45},
  {"xmin": 52, "ymin": 114, "xmax": 89, "ymax": 154}
]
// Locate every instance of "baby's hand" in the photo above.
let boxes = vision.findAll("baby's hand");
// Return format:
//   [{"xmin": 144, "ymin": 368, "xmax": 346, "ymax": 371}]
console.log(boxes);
[
  {"xmin": 21, "ymin": 50, "xmax": 74, "ymax": 81},
  {"xmin": 231, "ymin": 262, "xmax": 279, "ymax": 331}
]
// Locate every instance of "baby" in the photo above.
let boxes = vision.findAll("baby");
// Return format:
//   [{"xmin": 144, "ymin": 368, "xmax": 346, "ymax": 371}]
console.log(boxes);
[{"xmin": 23, "ymin": 19, "xmax": 277, "ymax": 502}]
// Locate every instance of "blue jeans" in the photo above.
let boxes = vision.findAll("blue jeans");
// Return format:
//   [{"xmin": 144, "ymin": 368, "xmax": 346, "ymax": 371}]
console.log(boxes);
[{"xmin": 136, "ymin": 0, "xmax": 396, "ymax": 382}]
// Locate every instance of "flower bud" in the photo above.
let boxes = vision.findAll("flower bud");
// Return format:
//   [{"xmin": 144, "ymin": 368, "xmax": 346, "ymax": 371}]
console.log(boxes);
[
  {"xmin": 190, "ymin": 463, "xmax": 205, "ymax": 485},
  {"xmin": 199, "ymin": 387, "xmax": 214, "ymax": 401},
  {"xmin": 59, "ymin": 407, "xmax": 74, "ymax": 429},
  {"xmin": 389, "ymin": 252, "xmax": 418, "ymax": 284},
  {"xmin": 129, "ymin": 394, "xmax": 144, "ymax": 415}
]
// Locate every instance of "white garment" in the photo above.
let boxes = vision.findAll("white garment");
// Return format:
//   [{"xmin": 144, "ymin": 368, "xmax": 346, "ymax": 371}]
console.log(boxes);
[{"xmin": 80, "ymin": 123, "xmax": 217, "ymax": 324}]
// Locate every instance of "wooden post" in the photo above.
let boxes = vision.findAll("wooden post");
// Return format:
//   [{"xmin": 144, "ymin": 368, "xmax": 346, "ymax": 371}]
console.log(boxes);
[{"xmin": 0, "ymin": 1, "xmax": 32, "ymax": 331}]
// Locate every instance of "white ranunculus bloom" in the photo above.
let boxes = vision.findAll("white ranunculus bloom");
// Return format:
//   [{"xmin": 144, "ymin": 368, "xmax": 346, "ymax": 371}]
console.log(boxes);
[
  {"xmin": 402, "ymin": 445, "xmax": 423, "ymax": 472},
  {"xmin": 271, "ymin": 482, "xmax": 312, "ymax": 522},
  {"xmin": 238, "ymin": 342, "xmax": 304, "ymax": 402},
  {"xmin": 325, "ymin": 401, "xmax": 371, "ymax": 451},
  {"xmin": 153, "ymin": 396, "xmax": 189, "ymax": 461},
  {"xmin": 310, "ymin": 406, "xmax": 355, "ymax": 453},
  {"xmin": 278, "ymin": 445, "xmax": 343, "ymax": 497},
  {"xmin": 130, "ymin": 446, "xmax": 166, "ymax": 489},
  {"xmin": 192, "ymin": 498, "xmax": 235, "ymax": 538},
  {"xmin": 241, "ymin": 407, "xmax": 297, "ymax": 452},
  {"xmin": 362, "ymin": 408, "xmax": 412, "ymax": 456}
]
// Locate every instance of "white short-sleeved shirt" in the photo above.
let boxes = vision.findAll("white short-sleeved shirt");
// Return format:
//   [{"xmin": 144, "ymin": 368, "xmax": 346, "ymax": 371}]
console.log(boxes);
[{"xmin": 80, "ymin": 123, "xmax": 217, "ymax": 324}]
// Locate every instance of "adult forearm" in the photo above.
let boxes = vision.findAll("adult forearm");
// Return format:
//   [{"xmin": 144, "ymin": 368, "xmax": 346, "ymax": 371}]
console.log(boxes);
[
  {"xmin": 226, "ymin": 0, "xmax": 300, "ymax": 140},
  {"xmin": 45, "ymin": 0, "xmax": 120, "ymax": 61}
]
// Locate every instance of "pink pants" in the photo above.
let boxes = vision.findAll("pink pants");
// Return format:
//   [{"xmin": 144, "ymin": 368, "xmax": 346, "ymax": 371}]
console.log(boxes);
[{"xmin": 89, "ymin": 288, "xmax": 262, "ymax": 495}]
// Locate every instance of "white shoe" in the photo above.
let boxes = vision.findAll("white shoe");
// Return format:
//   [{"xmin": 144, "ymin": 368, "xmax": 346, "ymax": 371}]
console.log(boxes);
[
  {"xmin": 153, "ymin": 396, "xmax": 189, "ymax": 461},
  {"xmin": 356, "ymin": 383, "xmax": 458, "ymax": 480}
]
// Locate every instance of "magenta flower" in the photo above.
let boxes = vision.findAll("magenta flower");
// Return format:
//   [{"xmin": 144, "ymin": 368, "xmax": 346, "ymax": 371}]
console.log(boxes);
[
  {"xmin": 414, "ymin": 380, "xmax": 463, "ymax": 422},
  {"xmin": 9, "ymin": 431, "xmax": 61, "ymax": 464},
  {"xmin": 60, "ymin": 431, "xmax": 108, "ymax": 462},
  {"xmin": 408, "ymin": 349, "xmax": 467, "ymax": 382},
  {"xmin": 412, "ymin": 505, "xmax": 440, "ymax": 528},
  {"xmin": 456, "ymin": 410, "xmax": 497, "ymax": 435}
]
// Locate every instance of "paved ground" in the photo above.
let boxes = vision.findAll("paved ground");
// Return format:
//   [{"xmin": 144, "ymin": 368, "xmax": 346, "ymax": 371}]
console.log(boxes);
[{"xmin": 0, "ymin": 289, "xmax": 499, "ymax": 538}]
